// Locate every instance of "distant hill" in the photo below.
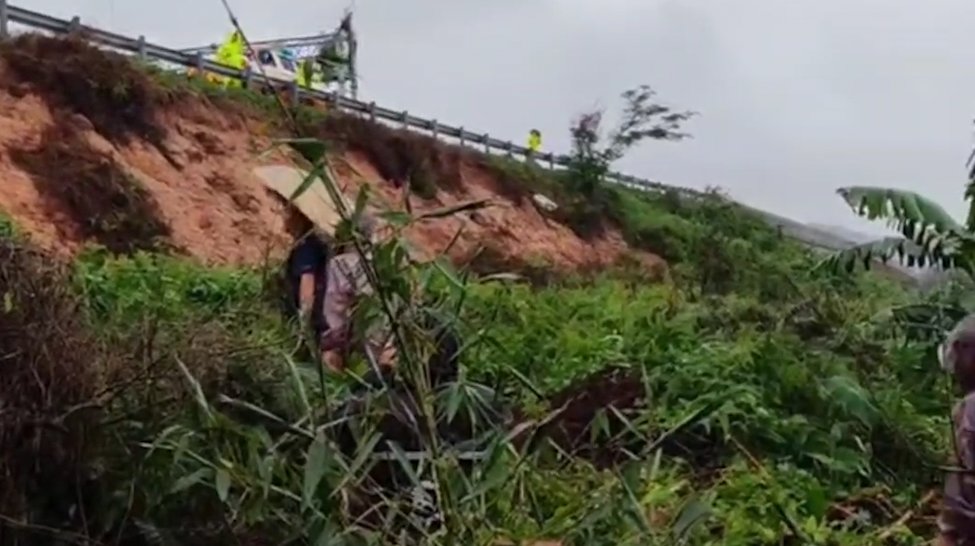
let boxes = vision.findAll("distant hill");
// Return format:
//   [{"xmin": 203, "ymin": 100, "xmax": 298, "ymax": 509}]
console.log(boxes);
[{"xmin": 805, "ymin": 224, "xmax": 879, "ymax": 245}]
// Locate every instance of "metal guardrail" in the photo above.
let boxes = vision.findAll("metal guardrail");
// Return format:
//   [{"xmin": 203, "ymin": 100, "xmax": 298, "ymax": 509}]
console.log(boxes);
[{"xmin": 0, "ymin": 2, "xmax": 858, "ymax": 252}]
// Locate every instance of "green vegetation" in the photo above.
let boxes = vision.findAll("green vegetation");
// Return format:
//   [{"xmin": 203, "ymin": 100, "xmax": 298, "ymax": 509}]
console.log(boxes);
[
  {"xmin": 824, "ymin": 147, "xmax": 975, "ymax": 339},
  {"xmin": 0, "ymin": 33, "xmax": 954, "ymax": 546}
]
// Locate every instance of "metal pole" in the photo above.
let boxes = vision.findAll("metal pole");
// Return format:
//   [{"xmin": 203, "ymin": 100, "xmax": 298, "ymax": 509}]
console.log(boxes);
[{"xmin": 0, "ymin": 0, "xmax": 10, "ymax": 41}]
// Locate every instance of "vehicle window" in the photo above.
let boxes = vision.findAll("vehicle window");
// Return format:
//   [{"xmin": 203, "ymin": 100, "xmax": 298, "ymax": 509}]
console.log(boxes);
[
  {"xmin": 279, "ymin": 57, "xmax": 296, "ymax": 72},
  {"xmin": 257, "ymin": 50, "xmax": 275, "ymax": 66}
]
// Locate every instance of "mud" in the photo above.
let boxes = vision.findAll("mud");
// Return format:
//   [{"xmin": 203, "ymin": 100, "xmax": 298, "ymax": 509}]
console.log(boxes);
[
  {"xmin": 9, "ymin": 122, "xmax": 173, "ymax": 254},
  {"xmin": 301, "ymin": 111, "xmax": 467, "ymax": 199},
  {"xmin": 536, "ymin": 366, "xmax": 725, "ymax": 470},
  {"xmin": 0, "ymin": 34, "xmax": 663, "ymax": 274}
]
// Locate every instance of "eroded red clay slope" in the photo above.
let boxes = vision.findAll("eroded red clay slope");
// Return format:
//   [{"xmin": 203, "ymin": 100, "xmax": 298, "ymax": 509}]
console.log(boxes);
[{"xmin": 0, "ymin": 34, "xmax": 663, "ymax": 275}]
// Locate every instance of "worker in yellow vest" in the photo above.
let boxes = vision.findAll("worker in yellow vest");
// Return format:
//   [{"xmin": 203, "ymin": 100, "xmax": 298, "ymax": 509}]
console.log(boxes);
[
  {"xmin": 297, "ymin": 58, "xmax": 314, "ymax": 89},
  {"xmin": 214, "ymin": 30, "xmax": 246, "ymax": 88},
  {"xmin": 527, "ymin": 129, "xmax": 542, "ymax": 159}
]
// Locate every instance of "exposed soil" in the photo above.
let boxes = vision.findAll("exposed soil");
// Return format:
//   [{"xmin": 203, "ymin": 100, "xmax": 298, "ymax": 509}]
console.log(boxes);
[
  {"xmin": 0, "ymin": 38, "xmax": 296, "ymax": 265},
  {"xmin": 9, "ymin": 121, "xmax": 173, "ymax": 254},
  {"xmin": 327, "ymin": 153, "xmax": 664, "ymax": 274},
  {"xmin": 537, "ymin": 366, "xmax": 725, "ymax": 470},
  {"xmin": 302, "ymin": 112, "xmax": 467, "ymax": 199},
  {"xmin": 0, "ymin": 33, "xmax": 663, "ymax": 275}
]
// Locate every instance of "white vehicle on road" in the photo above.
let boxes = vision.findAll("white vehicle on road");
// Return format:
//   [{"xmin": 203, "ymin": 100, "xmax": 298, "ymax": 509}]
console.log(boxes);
[
  {"xmin": 246, "ymin": 48, "xmax": 328, "ymax": 92},
  {"xmin": 179, "ymin": 13, "xmax": 358, "ymax": 99}
]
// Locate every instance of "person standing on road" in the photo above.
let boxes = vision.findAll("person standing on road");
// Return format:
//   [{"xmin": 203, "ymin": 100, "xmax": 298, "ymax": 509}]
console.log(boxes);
[
  {"xmin": 526, "ymin": 129, "xmax": 542, "ymax": 160},
  {"xmin": 938, "ymin": 314, "xmax": 975, "ymax": 546},
  {"xmin": 215, "ymin": 30, "xmax": 247, "ymax": 88},
  {"xmin": 297, "ymin": 58, "xmax": 315, "ymax": 90}
]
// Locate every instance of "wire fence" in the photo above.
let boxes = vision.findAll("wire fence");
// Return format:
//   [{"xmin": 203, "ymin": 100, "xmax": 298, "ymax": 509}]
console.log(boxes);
[{"xmin": 0, "ymin": 1, "xmax": 859, "ymax": 252}]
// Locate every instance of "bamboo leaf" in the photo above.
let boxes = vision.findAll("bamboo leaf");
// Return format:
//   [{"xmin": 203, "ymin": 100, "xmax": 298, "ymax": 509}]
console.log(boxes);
[
  {"xmin": 302, "ymin": 429, "xmax": 329, "ymax": 508},
  {"xmin": 821, "ymin": 236, "xmax": 960, "ymax": 275},
  {"xmin": 289, "ymin": 161, "xmax": 326, "ymax": 202},
  {"xmin": 169, "ymin": 467, "xmax": 212, "ymax": 495},
  {"xmin": 671, "ymin": 496, "xmax": 712, "ymax": 544},
  {"xmin": 281, "ymin": 137, "xmax": 330, "ymax": 165},
  {"xmin": 215, "ymin": 468, "xmax": 231, "ymax": 502}
]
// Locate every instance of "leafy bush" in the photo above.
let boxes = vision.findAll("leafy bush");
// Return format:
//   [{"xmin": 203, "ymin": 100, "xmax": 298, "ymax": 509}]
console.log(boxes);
[
  {"xmin": 75, "ymin": 246, "xmax": 266, "ymax": 323},
  {"xmin": 13, "ymin": 232, "xmax": 936, "ymax": 545}
]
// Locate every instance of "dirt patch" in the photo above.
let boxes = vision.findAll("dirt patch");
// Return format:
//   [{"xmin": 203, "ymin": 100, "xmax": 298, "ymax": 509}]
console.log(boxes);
[
  {"xmin": 301, "ymin": 112, "xmax": 467, "ymax": 199},
  {"xmin": 0, "ymin": 33, "xmax": 173, "ymax": 152},
  {"xmin": 475, "ymin": 157, "xmax": 561, "ymax": 205},
  {"xmin": 463, "ymin": 246, "xmax": 555, "ymax": 282},
  {"xmin": 461, "ymin": 245, "xmax": 666, "ymax": 287},
  {"xmin": 0, "ymin": 37, "xmax": 294, "ymax": 264},
  {"xmin": 539, "ymin": 367, "xmax": 723, "ymax": 470},
  {"xmin": 331, "ymin": 153, "xmax": 666, "ymax": 274},
  {"xmin": 0, "ymin": 35, "xmax": 664, "ymax": 274},
  {"xmin": 540, "ymin": 367, "xmax": 649, "ymax": 467},
  {"xmin": 9, "ymin": 122, "xmax": 172, "ymax": 254},
  {"xmin": 303, "ymin": 113, "xmax": 558, "ymax": 206}
]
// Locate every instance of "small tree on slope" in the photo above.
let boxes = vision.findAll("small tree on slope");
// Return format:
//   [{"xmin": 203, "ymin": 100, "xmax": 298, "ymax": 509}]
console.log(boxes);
[
  {"xmin": 562, "ymin": 85, "xmax": 695, "ymax": 236},
  {"xmin": 566, "ymin": 84, "xmax": 696, "ymax": 200}
]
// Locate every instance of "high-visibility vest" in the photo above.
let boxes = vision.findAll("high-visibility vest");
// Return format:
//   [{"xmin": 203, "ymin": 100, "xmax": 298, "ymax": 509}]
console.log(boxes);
[
  {"xmin": 527, "ymin": 132, "xmax": 542, "ymax": 153},
  {"xmin": 212, "ymin": 31, "xmax": 246, "ymax": 87},
  {"xmin": 216, "ymin": 30, "xmax": 246, "ymax": 69},
  {"xmin": 297, "ymin": 59, "xmax": 314, "ymax": 88}
]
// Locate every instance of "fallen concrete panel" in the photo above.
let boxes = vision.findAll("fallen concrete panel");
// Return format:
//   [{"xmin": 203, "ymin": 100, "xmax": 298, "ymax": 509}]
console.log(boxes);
[{"xmin": 253, "ymin": 164, "xmax": 352, "ymax": 236}]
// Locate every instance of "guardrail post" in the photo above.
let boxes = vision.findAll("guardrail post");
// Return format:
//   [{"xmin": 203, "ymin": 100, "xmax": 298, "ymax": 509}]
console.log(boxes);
[
  {"xmin": 548, "ymin": 154, "xmax": 555, "ymax": 169},
  {"xmin": 68, "ymin": 16, "xmax": 81, "ymax": 34},
  {"xmin": 367, "ymin": 102, "xmax": 376, "ymax": 121},
  {"xmin": 430, "ymin": 120, "xmax": 439, "ymax": 140},
  {"xmin": 0, "ymin": 0, "xmax": 9, "ymax": 41},
  {"xmin": 483, "ymin": 134, "xmax": 490, "ymax": 153},
  {"xmin": 288, "ymin": 81, "xmax": 300, "ymax": 108},
  {"xmin": 505, "ymin": 141, "xmax": 513, "ymax": 157},
  {"xmin": 136, "ymin": 36, "xmax": 147, "ymax": 60},
  {"xmin": 400, "ymin": 111, "xmax": 408, "ymax": 129},
  {"xmin": 458, "ymin": 127, "xmax": 466, "ymax": 147},
  {"xmin": 193, "ymin": 53, "xmax": 204, "ymax": 73}
]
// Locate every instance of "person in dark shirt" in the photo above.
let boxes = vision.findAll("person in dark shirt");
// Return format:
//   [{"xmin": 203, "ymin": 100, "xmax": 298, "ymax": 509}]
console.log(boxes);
[
  {"xmin": 283, "ymin": 210, "xmax": 332, "ymax": 351},
  {"xmin": 289, "ymin": 235, "xmax": 329, "ymax": 332},
  {"xmin": 939, "ymin": 315, "xmax": 975, "ymax": 546}
]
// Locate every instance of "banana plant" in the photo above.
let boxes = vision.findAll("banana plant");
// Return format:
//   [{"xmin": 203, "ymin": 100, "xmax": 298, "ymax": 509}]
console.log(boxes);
[
  {"xmin": 824, "ymin": 186, "xmax": 975, "ymax": 275},
  {"xmin": 821, "ymin": 146, "xmax": 975, "ymax": 340}
]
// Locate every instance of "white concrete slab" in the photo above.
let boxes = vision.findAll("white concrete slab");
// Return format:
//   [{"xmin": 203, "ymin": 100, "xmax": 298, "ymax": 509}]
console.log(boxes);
[{"xmin": 253, "ymin": 164, "xmax": 353, "ymax": 236}]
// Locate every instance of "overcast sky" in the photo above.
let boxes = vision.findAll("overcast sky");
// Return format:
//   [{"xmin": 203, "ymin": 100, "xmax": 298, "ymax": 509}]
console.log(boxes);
[{"xmin": 16, "ymin": 0, "xmax": 975, "ymax": 236}]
